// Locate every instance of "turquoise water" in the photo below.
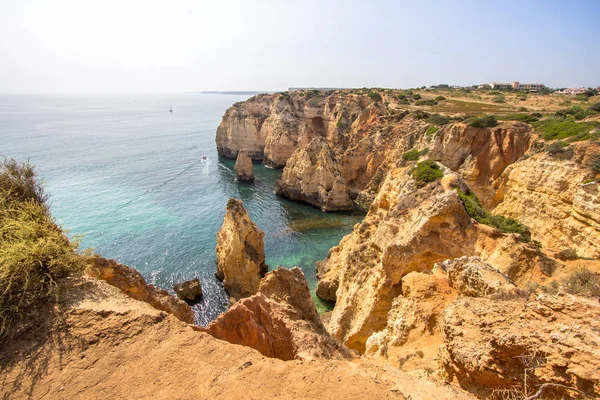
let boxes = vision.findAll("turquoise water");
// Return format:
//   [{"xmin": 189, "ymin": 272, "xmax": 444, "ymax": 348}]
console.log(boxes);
[{"xmin": 0, "ymin": 94, "xmax": 361, "ymax": 324}]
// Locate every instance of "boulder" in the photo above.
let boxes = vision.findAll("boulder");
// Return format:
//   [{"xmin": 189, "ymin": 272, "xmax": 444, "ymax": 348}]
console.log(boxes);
[
  {"xmin": 173, "ymin": 278, "xmax": 203, "ymax": 301},
  {"xmin": 234, "ymin": 149, "xmax": 254, "ymax": 181},
  {"xmin": 216, "ymin": 198, "xmax": 267, "ymax": 301},
  {"xmin": 203, "ymin": 267, "xmax": 350, "ymax": 361},
  {"xmin": 88, "ymin": 256, "xmax": 194, "ymax": 323}
]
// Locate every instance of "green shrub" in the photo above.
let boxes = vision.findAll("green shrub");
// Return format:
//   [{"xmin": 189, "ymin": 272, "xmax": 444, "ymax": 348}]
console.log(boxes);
[
  {"xmin": 425, "ymin": 114, "xmax": 450, "ymax": 126},
  {"xmin": 412, "ymin": 160, "xmax": 443, "ymax": 188},
  {"xmin": 412, "ymin": 110, "xmax": 430, "ymax": 120},
  {"xmin": 456, "ymin": 188, "xmax": 530, "ymax": 239},
  {"xmin": 398, "ymin": 98, "xmax": 410, "ymax": 105},
  {"xmin": 492, "ymin": 96, "xmax": 505, "ymax": 103},
  {"xmin": 587, "ymin": 152, "xmax": 600, "ymax": 173},
  {"xmin": 0, "ymin": 159, "xmax": 85, "ymax": 337},
  {"xmin": 415, "ymin": 99, "xmax": 438, "ymax": 106},
  {"xmin": 402, "ymin": 148, "xmax": 429, "ymax": 161},
  {"xmin": 367, "ymin": 91, "xmax": 382, "ymax": 102},
  {"xmin": 556, "ymin": 106, "xmax": 593, "ymax": 120},
  {"xmin": 533, "ymin": 119, "xmax": 598, "ymax": 141},
  {"xmin": 466, "ymin": 115, "xmax": 498, "ymax": 128},
  {"xmin": 562, "ymin": 268, "xmax": 600, "ymax": 297},
  {"xmin": 546, "ymin": 141, "xmax": 574, "ymax": 159},
  {"xmin": 413, "ymin": 94, "xmax": 422, "ymax": 100},
  {"xmin": 498, "ymin": 113, "xmax": 539, "ymax": 123},
  {"xmin": 425, "ymin": 126, "xmax": 440, "ymax": 136},
  {"xmin": 589, "ymin": 102, "xmax": 600, "ymax": 112},
  {"xmin": 435, "ymin": 96, "xmax": 446, "ymax": 101}
]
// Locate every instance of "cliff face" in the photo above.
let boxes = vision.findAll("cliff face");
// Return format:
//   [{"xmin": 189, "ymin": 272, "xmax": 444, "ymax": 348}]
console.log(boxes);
[
  {"xmin": 275, "ymin": 137, "xmax": 353, "ymax": 211},
  {"xmin": 215, "ymin": 199, "xmax": 268, "ymax": 301},
  {"xmin": 493, "ymin": 152, "xmax": 600, "ymax": 258}
]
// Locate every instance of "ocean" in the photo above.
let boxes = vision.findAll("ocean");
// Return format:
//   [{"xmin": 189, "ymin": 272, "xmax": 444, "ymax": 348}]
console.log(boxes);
[{"xmin": 0, "ymin": 93, "xmax": 361, "ymax": 324}]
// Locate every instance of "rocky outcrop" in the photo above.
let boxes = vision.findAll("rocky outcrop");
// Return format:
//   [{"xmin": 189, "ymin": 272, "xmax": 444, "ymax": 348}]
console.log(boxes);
[
  {"xmin": 216, "ymin": 199, "xmax": 267, "ymax": 301},
  {"xmin": 429, "ymin": 122, "xmax": 531, "ymax": 205},
  {"xmin": 88, "ymin": 256, "xmax": 194, "ymax": 323},
  {"xmin": 275, "ymin": 137, "xmax": 353, "ymax": 211},
  {"xmin": 437, "ymin": 256, "xmax": 517, "ymax": 297},
  {"xmin": 173, "ymin": 278, "xmax": 203, "ymax": 301},
  {"xmin": 320, "ymin": 172, "xmax": 480, "ymax": 352},
  {"xmin": 1, "ymin": 275, "xmax": 475, "ymax": 400},
  {"xmin": 234, "ymin": 149, "xmax": 254, "ymax": 181},
  {"xmin": 203, "ymin": 267, "xmax": 350, "ymax": 361},
  {"xmin": 440, "ymin": 293, "xmax": 600, "ymax": 398},
  {"xmin": 493, "ymin": 153, "xmax": 600, "ymax": 258}
]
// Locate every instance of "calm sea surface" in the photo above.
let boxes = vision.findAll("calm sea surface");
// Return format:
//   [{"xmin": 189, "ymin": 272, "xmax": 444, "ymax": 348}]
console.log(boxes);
[{"xmin": 0, "ymin": 93, "xmax": 361, "ymax": 324}]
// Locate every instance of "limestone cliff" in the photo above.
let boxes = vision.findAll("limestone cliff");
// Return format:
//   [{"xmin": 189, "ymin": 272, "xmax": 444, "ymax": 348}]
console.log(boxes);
[
  {"xmin": 493, "ymin": 151, "xmax": 600, "ymax": 258},
  {"xmin": 203, "ymin": 267, "xmax": 350, "ymax": 361},
  {"xmin": 216, "ymin": 198, "xmax": 267, "ymax": 301},
  {"xmin": 275, "ymin": 137, "xmax": 353, "ymax": 211}
]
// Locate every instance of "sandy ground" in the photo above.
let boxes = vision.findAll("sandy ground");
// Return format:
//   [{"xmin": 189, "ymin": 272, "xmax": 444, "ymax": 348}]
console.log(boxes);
[{"xmin": 0, "ymin": 277, "xmax": 473, "ymax": 400}]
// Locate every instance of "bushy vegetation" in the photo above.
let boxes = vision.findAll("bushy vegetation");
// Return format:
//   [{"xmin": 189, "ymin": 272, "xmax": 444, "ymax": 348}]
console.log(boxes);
[
  {"xmin": 413, "ymin": 94, "xmax": 422, "ymax": 100},
  {"xmin": 545, "ymin": 141, "xmax": 574, "ymax": 159},
  {"xmin": 412, "ymin": 160, "xmax": 443, "ymax": 188},
  {"xmin": 555, "ymin": 105, "xmax": 595, "ymax": 120},
  {"xmin": 425, "ymin": 114, "xmax": 450, "ymax": 126},
  {"xmin": 402, "ymin": 148, "xmax": 429, "ymax": 161},
  {"xmin": 562, "ymin": 267, "xmax": 600, "ymax": 297},
  {"xmin": 466, "ymin": 115, "xmax": 498, "ymax": 128},
  {"xmin": 425, "ymin": 126, "xmax": 440, "ymax": 136},
  {"xmin": 589, "ymin": 102, "xmax": 600, "ymax": 112},
  {"xmin": 492, "ymin": 96, "xmax": 505, "ymax": 103},
  {"xmin": 587, "ymin": 152, "xmax": 600, "ymax": 173},
  {"xmin": 498, "ymin": 113, "xmax": 539, "ymax": 123},
  {"xmin": 367, "ymin": 91, "xmax": 382, "ymax": 102},
  {"xmin": 533, "ymin": 119, "xmax": 598, "ymax": 141},
  {"xmin": 0, "ymin": 159, "xmax": 85, "ymax": 337},
  {"xmin": 456, "ymin": 188, "xmax": 530, "ymax": 239},
  {"xmin": 434, "ymin": 95, "xmax": 446, "ymax": 101},
  {"xmin": 415, "ymin": 99, "xmax": 438, "ymax": 106}
]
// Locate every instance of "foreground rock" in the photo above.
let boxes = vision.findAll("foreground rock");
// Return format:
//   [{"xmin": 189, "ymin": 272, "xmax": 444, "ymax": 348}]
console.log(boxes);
[
  {"xmin": 89, "ymin": 256, "xmax": 194, "ymax": 323},
  {"xmin": 275, "ymin": 137, "xmax": 353, "ymax": 211},
  {"xmin": 440, "ymin": 293, "xmax": 600, "ymax": 398},
  {"xmin": 203, "ymin": 267, "xmax": 350, "ymax": 361},
  {"xmin": 0, "ymin": 276, "xmax": 475, "ymax": 400},
  {"xmin": 234, "ymin": 149, "xmax": 254, "ymax": 181},
  {"xmin": 173, "ymin": 278, "xmax": 203, "ymax": 301},
  {"xmin": 216, "ymin": 199, "xmax": 267, "ymax": 300}
]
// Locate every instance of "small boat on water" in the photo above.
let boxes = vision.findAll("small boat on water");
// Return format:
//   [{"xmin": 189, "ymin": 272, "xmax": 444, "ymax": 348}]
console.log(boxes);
[{"xmin": 169, "ymin": 105, "xmax": 173, "ymax": 113}]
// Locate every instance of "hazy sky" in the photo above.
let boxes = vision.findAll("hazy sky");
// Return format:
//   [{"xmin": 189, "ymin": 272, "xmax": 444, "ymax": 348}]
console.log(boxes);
[{"xmin": 1, "ymin": 0, "xmax": 598, "ymax": 93}]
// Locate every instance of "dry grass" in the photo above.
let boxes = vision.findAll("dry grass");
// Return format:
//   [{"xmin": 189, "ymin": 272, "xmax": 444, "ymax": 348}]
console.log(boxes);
[{"xmin": 0, "ymin": 159, "xmax": 85, "ymax": 338}]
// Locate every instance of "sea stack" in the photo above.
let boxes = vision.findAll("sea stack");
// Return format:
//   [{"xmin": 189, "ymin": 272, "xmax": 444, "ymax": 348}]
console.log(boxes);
[
  {"xmin": 216, "ymin": 198, "xmax": 267, "ymax": 301},
  {"xmin": 234, "ymin": 149, "xmax": 254, "ymax": 182}
]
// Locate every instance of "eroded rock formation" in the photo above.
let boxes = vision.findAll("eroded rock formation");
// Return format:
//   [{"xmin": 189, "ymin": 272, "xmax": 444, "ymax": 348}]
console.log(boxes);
[
  {"xmin": 234, "ymin": 149, "xmax": 254, "ymax": 181},
  {"xmin": 88, "ymin": 256, "xmax": 194, "ymax": 323},
  {"xmin": 216, "ymin": 198, "xmax": 267, "ymax": 301},
  {"xmin": 275, "ymin": 137, "xmax": 353, "ymax": 211},
  {"xmin": 203, "ymin": 267, "xmax": 350, "ymax": 361},
  {"xmin": 440, "ymin": 293, "xmax": 600, "ymax": 398},
  {"xmin": 173, "ymin": 278, "xmax": 203, "ymax": 301}
]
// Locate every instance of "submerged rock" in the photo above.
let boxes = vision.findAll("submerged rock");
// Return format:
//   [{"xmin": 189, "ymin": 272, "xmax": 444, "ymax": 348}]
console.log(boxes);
[
  {"xmin": 173, "ymin": 278, "xmax": 203, "ymax": 301},
  {"xmin": 88, "ymin": 256, "xmax": 194, "ymax": 323},
  {"xmin": 275, "ymin": 137, "xmax": 353, "ymax": 212},
  {"xmin": 234, "ymin": 149, "xmax": 254, "ymax": 181},
  {"xmin": 203, "ymin": 267, "xmax": 350, "ymax": 361},
  {"xmin": 215, "ymin": 198, "xmax": 267, "ymax": 301}
]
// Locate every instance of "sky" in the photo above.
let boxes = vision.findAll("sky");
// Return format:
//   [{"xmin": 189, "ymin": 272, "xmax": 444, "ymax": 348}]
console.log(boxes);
[{"xmin": 0, "ymin": 0, "xmax": 599, "ymax": 93}]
